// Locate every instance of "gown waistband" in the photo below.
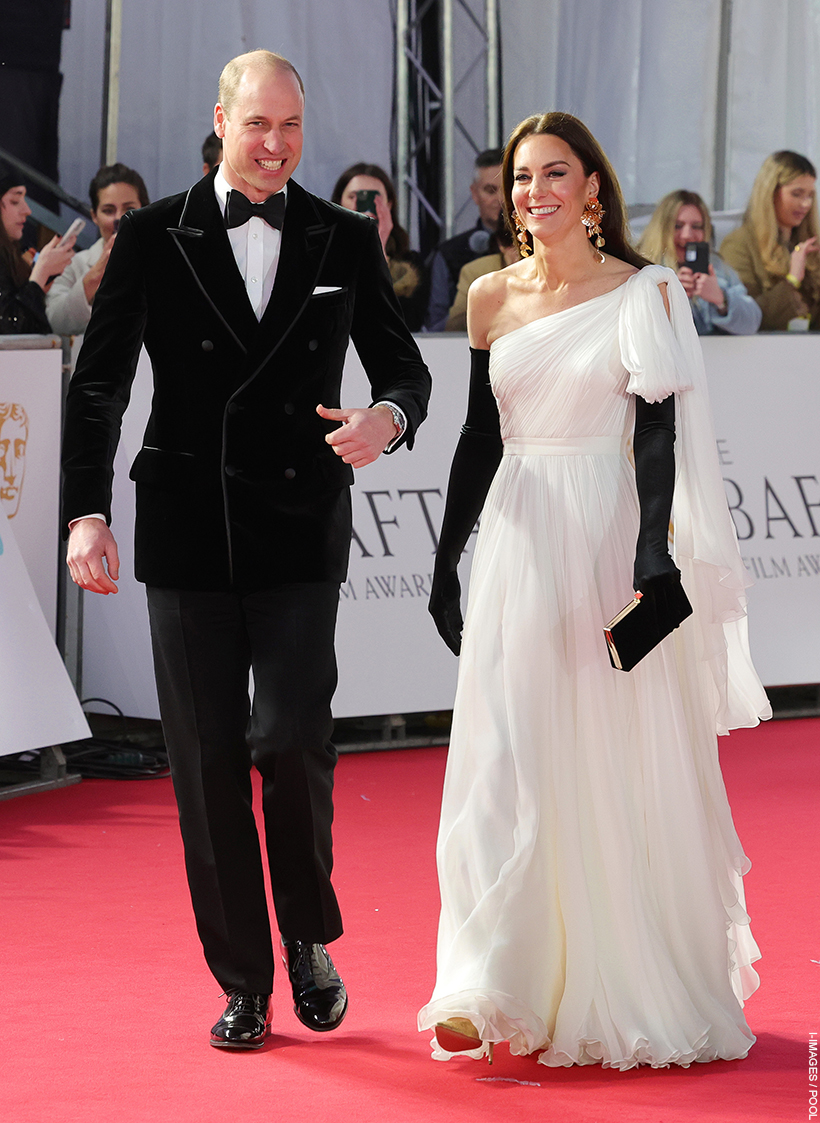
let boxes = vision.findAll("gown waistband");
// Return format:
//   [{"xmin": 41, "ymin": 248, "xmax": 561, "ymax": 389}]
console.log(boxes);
[{"xmin": 503, "ymin": 435, "xmax": 623, "ymax": 457}]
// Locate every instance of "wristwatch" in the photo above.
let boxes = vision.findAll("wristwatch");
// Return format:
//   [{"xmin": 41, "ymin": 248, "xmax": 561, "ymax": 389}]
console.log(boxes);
[{"xmin": 378, "ymin": 402, "xmax": 404, "ymax": 436}]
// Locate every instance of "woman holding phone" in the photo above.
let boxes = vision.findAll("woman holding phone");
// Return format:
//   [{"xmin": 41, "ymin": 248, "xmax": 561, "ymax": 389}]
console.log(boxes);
[
  {"xmin": 331, "ymin": 163, "xmax": 427, "ymax": 330},
  {"xmin": 46, "ymin": 163, "xmax": 149, "ymax": 336},
  {"xmin": 639, "ymin": 190, "xmax": 760, "ymax": 335},
  {"xmin": 0, "ymin": 160, "xmax": 76, "ymax": 334}
]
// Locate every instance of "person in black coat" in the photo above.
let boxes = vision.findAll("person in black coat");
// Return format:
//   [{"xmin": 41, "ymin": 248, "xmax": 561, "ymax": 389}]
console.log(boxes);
[
  {"xmin": 62, "ymin": 50, "xmax": 431, "ymax": 1050},
  {"xmin": 0, "ymin": 160, "xmax": 74, "ymax": 333}
]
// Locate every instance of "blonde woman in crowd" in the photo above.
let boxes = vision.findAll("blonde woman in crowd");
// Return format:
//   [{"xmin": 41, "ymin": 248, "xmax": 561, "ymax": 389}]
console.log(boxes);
[
  {"xmin": 720, "ymin": 150, "xmax": 820, "ymax": 330},
  {"xmin": 639, "ymin": 190, "xmax": 760, "ymax": 335}
]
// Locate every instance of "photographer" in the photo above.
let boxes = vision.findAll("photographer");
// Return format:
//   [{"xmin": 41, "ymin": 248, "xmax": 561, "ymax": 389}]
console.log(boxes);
[
  {"xmin": 639, "ymin": 190, "xmax": 760, "ymax": 335},
  {"xmin": 331, "ymin": 163, "xmax": 427, "ymax": 331}
]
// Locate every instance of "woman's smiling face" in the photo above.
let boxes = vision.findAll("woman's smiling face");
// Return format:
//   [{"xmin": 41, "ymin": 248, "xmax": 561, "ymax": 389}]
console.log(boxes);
[{"xmin": 510, "ymin": 133, "xmax": 599, "ymax": 248}]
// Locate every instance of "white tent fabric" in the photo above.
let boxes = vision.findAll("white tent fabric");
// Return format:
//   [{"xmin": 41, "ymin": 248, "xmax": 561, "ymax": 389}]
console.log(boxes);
[
  {"xmin": 725, "ymin": 0, "xmax": 820, "ymax": 209},
  {"xmin": 57, "ymin": 2, "xmax": 820, "ymax": 233},
  {"xmin": 58, "ymin": 0, "xmax": 396, "ymax": 207},
  {"xmin": 499, "ymin": 0, "xmax": 721, "ymax": 206},
  {"xmin": 499, "ymin": 0, "xmax": 820, "ymax": 210}
]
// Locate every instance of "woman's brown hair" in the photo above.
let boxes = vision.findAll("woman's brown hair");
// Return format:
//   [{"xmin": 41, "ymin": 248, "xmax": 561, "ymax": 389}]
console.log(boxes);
[{"xmin": 0, "ymin": 186, "xmax": 31, "ymax": 288}]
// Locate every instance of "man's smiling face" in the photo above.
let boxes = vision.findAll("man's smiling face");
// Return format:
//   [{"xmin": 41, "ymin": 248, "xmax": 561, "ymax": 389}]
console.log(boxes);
[{"xmin": 214, "ymin": 65, "xmax": 304, "ymax": 202}]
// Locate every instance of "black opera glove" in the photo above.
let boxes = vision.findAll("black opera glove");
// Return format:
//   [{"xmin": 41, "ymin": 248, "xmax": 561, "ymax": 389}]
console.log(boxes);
[
  {"xmin": 632, "ymin": 392, "xmax": 683, "ymax": 622},
  {"xmin": 429, "ymin": 348, "xmax": 503, "ymax": 656},
  {"xmin": 429, "ymin": 568, "xmax": 465, "ymax": 656}
]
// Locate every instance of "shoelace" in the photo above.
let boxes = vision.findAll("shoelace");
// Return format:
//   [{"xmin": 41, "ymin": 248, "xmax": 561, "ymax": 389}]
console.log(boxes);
[{"xmin": 223, "ymin": 993, "xmax": 265, "ymax": 1015}]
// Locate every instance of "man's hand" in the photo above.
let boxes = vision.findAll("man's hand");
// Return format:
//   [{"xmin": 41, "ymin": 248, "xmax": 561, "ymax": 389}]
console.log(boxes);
[
  {"xmin": 317, "ymin": 403, "xmax": 398, "ymax": 468},
  {"xmin": 66, "ymin": 518, "xmax": 120, "ymax": 594}
]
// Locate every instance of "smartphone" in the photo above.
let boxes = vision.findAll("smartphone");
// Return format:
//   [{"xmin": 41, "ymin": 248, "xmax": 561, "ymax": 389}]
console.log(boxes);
[
  {"xmin": 354, "ymin": 189, "xmax": 379, "ymax": 217},
  {"xmin": 684, "ymin": 241, "xmax": 709, "ymax": 274},
  {"xmin": 59, "ymin": 217, "xmax": 86, "ymax": 247}
]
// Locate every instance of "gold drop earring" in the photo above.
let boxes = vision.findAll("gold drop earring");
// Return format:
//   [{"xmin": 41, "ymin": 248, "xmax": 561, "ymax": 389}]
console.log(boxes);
[
  {"xmin": 581, "ymin": 197, "xmax": 606, "ymax": 263},
  {"xmin": 513, "ymin": 211, "xmax": 533, "ymax": 258}
]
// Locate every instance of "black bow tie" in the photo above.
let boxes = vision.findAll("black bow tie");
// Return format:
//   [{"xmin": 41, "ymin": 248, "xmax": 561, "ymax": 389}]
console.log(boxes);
[{"xmin": 225, "ymin": 189, "xmax": 286, "ymax": 230}]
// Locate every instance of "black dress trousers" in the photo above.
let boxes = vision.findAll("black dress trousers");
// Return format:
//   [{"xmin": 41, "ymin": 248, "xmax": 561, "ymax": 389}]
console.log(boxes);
[{"xmin": 146, "ymin": 582, "xmax": 343, "ymax": 995}]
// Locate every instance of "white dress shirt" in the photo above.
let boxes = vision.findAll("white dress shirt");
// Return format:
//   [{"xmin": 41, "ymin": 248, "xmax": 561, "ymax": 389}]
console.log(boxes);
[
  {"xmin": 214, "ymin": 168, "xmax": 404, "ymax": 443},
  {"xmin": 214, "ymin": 166, "xmax": 283, "ymax": 320}
]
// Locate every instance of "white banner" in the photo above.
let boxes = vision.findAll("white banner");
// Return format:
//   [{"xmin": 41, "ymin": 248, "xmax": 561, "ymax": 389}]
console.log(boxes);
[
  {"xmin": 0, "ymin": 345, "xmax": 63, "ymax": 635},
  {"xmin": 0, "ymin": 511, "xmax": 90, "ymax": 757},
  {"xmin": 335, "ymin": 337, "xmax": 470, "ymax": 716},
  {"xmin": 706, "ymin": 335, "xmax": 820, "ymax": 685},
  {"xmin": 78, "ymin": 334, "xmax": 819, "ymax": 719}
]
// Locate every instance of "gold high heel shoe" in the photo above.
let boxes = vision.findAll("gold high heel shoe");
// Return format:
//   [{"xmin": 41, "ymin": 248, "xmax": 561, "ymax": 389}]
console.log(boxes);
[{"xmin": 434, "ymin": 1018, "xmax": 495, "ymax": 1064}]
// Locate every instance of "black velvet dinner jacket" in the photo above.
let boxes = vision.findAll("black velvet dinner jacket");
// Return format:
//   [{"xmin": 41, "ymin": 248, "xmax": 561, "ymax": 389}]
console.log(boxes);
[{"xmin": 61, "ymin": 172, "xmax": 431, "ymax": 591}]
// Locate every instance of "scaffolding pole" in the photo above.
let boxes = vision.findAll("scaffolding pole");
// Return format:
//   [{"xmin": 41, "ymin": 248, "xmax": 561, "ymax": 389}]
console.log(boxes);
[{"xmin": 396, "ymin": 0, "xmax": 501, "ymax": 254}]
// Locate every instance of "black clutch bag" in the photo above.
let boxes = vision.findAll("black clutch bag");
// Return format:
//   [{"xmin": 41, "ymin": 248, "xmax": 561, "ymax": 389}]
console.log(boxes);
[{"xmin": 603, "ymin": 582, "xmax": 693, "ymax": 672}]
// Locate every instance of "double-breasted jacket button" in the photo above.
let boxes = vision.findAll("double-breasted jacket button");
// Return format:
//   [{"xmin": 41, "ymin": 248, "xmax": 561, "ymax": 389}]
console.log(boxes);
[
  {"xmin": 284, "ymin": 402, "xmax": 296, "ymax": 415},
  {"xmin": 283, "ymin": 468, "xmax": 296, "ymax": 480},
  {"xmin": 201, "ymin": 339, "xmax": 214, "ymax": 351},
  {"xmin": 227, "ymin": 401, "xmax": 240, "ymax": 415},
  {"xmin": 308, "ymin": 339, "xmax": 318, "ymax": 351},
  {"xmin": 225, "ymin": 465, "xmax": 238, "ymax": 477}
]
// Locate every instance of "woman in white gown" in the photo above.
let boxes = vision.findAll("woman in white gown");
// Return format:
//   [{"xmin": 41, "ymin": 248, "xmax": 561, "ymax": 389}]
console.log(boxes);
[{"xmin": 418, "ymin": 113, "xmax": 771, "ymax": 1070}]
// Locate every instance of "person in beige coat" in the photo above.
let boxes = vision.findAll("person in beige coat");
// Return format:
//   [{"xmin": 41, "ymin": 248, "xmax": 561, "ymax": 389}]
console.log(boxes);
[
  {"xmin": 446, "ymin": 217, "xmax": 518, "ymax": 331},
  {"xmin": 720, "ymin": 150, "xmax": 820, "ymax": 331}
]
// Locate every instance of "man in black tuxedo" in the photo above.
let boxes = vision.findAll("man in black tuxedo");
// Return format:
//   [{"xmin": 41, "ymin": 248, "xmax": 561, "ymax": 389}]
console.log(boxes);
[{"xmin": 62, "ymin": 50, "xmax": 431, "ymax": 1049}]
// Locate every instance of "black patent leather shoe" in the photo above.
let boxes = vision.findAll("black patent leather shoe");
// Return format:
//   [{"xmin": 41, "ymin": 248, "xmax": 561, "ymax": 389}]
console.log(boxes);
[
  {"xmin": 280, "ymin": 939, "xmax": 348, "ymax": 1032},
  {"xmin": 210, "ymin": 992, "xmax": 272, "ymax": 1049}
]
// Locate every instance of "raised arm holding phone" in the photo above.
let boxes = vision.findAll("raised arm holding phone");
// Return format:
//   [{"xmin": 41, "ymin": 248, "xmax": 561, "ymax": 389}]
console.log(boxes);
[
  {"xmin": 639, "ymin": 189, "xmax": 761, "ymax": 335},
  {"xmin": 46, "ymin": 163, "xmax": 149, "ymax": 336}
]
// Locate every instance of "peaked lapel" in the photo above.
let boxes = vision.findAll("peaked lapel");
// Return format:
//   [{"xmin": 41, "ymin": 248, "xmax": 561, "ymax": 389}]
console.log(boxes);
[{"xmin": 167, "ymin": 172, "xmax": 259, "ymax": 350}]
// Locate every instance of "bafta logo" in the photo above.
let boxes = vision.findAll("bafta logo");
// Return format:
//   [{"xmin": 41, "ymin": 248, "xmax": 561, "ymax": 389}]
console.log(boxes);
[{"xmin": 0, "ymin": 402, "xmax": 29, "ymax": 519}]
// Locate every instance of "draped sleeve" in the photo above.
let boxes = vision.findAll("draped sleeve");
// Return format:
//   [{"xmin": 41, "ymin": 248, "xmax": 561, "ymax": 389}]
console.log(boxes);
[{"xmin": 619, "ymin": 264, "xmax": 771, "ymax": 735}]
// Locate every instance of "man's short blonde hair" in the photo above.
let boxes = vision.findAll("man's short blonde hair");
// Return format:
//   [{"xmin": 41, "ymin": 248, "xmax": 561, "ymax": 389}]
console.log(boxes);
[{"xmin": 218, "ymin": 50, "xmax": 305, "ymax": 117}]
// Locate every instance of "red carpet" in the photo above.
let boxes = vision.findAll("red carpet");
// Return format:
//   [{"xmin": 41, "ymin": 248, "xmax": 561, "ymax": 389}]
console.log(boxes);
[{"xmin": 0, "ymin": 718, "xmax": 816, "ymax": 1123}]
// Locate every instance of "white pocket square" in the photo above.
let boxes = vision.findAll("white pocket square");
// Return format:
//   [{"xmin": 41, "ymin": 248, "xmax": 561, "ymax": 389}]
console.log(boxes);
[{"xmin": 312, "ymin": 285, "xmax": 343, "ymax": 295}]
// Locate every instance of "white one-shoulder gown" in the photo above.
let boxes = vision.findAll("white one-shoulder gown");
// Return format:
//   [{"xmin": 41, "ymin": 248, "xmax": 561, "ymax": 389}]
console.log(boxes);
[{"xmin": 418, "ymin": 266, "xmax": 770, "ymax": 1069}]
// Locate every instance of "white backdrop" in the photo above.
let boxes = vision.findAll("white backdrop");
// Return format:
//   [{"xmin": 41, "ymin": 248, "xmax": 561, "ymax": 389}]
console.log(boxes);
[
  {"xmin": 78, "ymin": 333, "xmax": 819, "ymax": 721},
  {"xmin": 499, "ymin": 0, "xmax": 820, "ymax": 211},
  {"xmin": 58, "ymin": 0, "xmax": 396, "ymax": 208},
  {"xmin": 499, "ymin": 0, "xmax": 723, "ymax": 206},
  {"xmin": 56, "ymin": 2, "xmax": 820, "ymax": 239}
]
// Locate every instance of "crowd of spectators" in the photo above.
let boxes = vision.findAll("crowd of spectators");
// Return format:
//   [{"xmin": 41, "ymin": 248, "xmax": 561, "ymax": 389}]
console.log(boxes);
[
  {"xmin": 2, "ymin": 142, "xmax": 819, "ymax": 340},
  {"xmin": 331, "ymin": 143, "xmax": 820, "ymax": 340}
]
